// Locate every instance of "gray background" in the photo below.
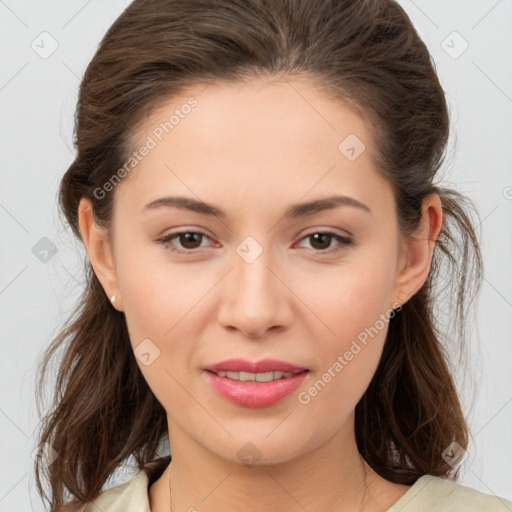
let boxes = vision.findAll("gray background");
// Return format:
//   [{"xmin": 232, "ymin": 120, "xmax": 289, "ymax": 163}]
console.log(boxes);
[{"xmin": 1, "ymin": 0, "xmax": 511, "ymax": 509}]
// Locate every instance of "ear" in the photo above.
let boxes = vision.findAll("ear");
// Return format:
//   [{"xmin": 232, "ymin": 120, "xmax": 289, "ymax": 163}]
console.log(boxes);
[
  {"xmin": 78, "ymin": 198, "xmax": 123, "ymax": 311},
  {"xmin": 392, "ymin": 192, "xmax": 443, "ymax": 307}
]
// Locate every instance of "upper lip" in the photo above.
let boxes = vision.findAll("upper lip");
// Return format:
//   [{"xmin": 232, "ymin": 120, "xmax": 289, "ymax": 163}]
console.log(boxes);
[{"xmin": 204, "ymin": 358, "xmax": 308, "ymax": 374}]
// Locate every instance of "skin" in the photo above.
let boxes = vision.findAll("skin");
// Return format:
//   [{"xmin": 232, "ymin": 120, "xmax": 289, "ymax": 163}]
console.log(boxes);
[{"xmin": 78, "ymin": 76, "xmax": 443, "ymax": 511}]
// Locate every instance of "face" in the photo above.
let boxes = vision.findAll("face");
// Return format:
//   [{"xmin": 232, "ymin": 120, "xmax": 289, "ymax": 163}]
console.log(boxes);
[{"xmin": 92, "ymin": 77, "xmax": 408, "ymax": 465}]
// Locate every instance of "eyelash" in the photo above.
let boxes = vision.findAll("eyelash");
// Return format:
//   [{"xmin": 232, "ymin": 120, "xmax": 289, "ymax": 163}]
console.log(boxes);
[{"xmin": 156, "ymin": 230, "xmax": 353, "ymax": 255}]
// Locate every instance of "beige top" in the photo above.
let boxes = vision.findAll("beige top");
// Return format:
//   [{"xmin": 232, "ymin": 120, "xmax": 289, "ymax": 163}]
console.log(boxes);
[{"xmin": 79, "ymin": 457, "xmax": 512, "ymax": 511}]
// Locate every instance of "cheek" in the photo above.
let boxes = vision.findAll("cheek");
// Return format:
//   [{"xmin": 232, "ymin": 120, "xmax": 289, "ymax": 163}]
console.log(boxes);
[
  {"xmin": 114, "ymin": 246, "xmax": 212, "ymax": 404},
  {"xmin": 298, "ymin": 288, "xmax": 392, "ymax": 426},
  {"xmin": 299, "ymin": 249, "xmax": 397, "ymax": 404},
  {"xmin": 115, "ymin": 239, "xmax": 212, "ymax": 345},
  {"xmin": 305, "ymin": 254, "xmax": 396, "ymax": 348}
]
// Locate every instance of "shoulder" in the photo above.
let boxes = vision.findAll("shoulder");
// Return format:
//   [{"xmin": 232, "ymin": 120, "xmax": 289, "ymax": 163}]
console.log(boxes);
[
  {"xmin": 58, "ymin": 456, "xmax": 171, "ymax": 512},
  {"xmin": 76, "ymin": 469, "xmax": 151, "ymax": 512},
  {"xmin": 388, "ymin": 474, "xmax": 512, "ymax": 512},
  {"xmin": 54, "ymin": 504, "xmax": 83, "ymax": 512}
]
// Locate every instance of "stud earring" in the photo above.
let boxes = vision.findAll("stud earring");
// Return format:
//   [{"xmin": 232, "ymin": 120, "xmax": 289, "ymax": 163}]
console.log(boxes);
[{"xmin": 110, "ymin": 295, "xmax": 116, "ymax": 304}]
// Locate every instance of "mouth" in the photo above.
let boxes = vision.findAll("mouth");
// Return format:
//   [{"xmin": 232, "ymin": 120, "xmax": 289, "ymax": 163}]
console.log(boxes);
[
  {"xmin": 211, "ymin": 370, "xmax": 300, "ymax": 382},
  {"xmin": 204, "ymin": 358, "xmax": 308, "ymax": 375},
  {"xmin": 203, "ymin": 359, "xmax": 310, "ymax": 408}
]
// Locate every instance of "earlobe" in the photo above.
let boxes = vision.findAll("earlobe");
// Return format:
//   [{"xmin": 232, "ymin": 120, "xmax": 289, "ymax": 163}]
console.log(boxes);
[
  {"xmin": 392, "ymin": 193, "xmax": 443, "ymax": 307},
  {"xmin": 78, "ymin": 198, "xmax": 123, "ymax": 311}
]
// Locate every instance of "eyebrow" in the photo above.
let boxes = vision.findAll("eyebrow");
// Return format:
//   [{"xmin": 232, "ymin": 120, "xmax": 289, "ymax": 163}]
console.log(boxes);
[{"xmin": 142, "ymin": 194, "xmax": 372, "ymax": 218}]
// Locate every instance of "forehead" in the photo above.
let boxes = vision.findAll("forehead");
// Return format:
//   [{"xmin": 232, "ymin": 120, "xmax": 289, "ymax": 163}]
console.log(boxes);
[
  {"xmin": 134, "ymin": 76, "xmax": 371, "ymax": 153},
  {"xmin": 116, "ymin": 76, "xmax": 392, "ymax": 217}
]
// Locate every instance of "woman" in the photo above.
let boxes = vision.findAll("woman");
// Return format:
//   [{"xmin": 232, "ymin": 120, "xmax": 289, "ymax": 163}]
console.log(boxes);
[{"xmin": 34, "ymin": 0, "xmax": 511, "ymax": 510}]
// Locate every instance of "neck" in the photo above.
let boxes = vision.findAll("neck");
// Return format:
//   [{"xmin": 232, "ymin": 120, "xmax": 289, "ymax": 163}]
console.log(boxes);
[{"xmin": 149, "ymin": 419, "xmax": 408, "ymax": 512}]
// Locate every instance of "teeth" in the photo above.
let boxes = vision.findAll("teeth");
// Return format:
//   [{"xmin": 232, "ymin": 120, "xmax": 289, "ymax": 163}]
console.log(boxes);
[{"xmin": 216, "ymin": 371, "xmax": 295, "ymax": 382}]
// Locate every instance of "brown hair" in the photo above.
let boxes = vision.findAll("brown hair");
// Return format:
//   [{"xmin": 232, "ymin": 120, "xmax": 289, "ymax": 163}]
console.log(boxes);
[{"xmin": 35, "ymin": 0, "xmax": 483, "ymax": 509}]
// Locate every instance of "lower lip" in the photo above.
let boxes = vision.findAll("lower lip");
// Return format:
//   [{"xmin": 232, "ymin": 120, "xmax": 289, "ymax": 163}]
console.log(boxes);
[{"xmin": 204, "ymin": 371, "xmax": 308, "ymax": 408}]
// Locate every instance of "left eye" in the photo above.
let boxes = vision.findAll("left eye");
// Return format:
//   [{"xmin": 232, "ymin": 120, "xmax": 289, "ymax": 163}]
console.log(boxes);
[
  {"xmin": 156, "ymin": 230, "xmax": 353, "ymax": 254},
  {"xmin": 296, "ymin": 231, "xmax": 353, "ymax": 253}
]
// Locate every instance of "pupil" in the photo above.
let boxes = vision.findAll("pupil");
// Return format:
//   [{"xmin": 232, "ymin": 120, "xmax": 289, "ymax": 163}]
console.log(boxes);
[
  {"xmin": 181, "ymin": 233, "xmax": 201, "ymax": 249},
  {"xmin": 311, "ymin": 233, "xmax": 331, "ymax": 250}
]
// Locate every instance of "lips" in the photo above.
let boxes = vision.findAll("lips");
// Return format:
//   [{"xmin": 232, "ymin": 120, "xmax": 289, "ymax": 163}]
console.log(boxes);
[
  {"xmin": 204, "ymin": 358, "xmax": 308, "ymax": 374},
  {"xmin": 203, "ymin": 359, "xmax": 309, "ymax": 408}
]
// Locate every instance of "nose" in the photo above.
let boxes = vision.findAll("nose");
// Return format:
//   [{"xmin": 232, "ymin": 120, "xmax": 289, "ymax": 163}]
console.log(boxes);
[{"xmin": 216, "ymin": 245, "xmax": 293, "ymax": 338}]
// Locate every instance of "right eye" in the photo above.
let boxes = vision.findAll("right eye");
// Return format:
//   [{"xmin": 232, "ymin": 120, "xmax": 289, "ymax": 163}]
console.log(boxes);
[{"xmin": 156, "ymin": 230, "xmax": 215, "ymax": 253}]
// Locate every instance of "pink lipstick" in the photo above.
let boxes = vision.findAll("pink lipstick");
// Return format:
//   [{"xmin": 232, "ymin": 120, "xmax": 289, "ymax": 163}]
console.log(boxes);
[{"xmin": 203, "ymin": 358, "xmax": 309, "ymax": 408}]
